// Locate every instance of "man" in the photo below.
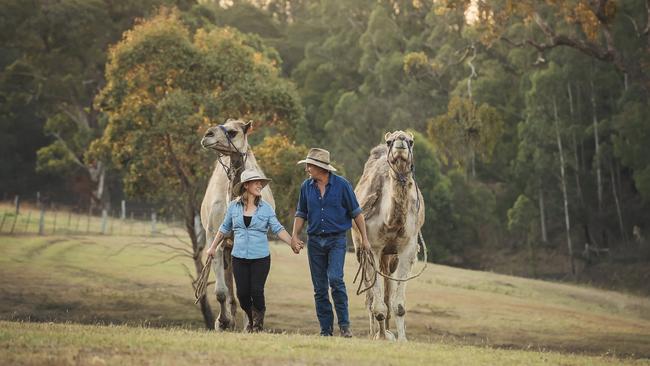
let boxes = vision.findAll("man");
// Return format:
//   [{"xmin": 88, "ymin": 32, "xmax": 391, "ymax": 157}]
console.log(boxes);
[{"xmin": 291, "ymin": 148, "xmax": 371, "ymax": 337}]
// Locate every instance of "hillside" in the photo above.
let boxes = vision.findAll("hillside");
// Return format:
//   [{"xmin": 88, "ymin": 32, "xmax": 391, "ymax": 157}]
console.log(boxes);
[{"xmin": 1, "ymin": 234, "xmax": 649, "ymax": 363}]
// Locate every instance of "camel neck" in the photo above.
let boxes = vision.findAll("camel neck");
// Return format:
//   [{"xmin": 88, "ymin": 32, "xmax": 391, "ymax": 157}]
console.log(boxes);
[{"xmin": 228, "ymin": 152, "xmax": 246, "ymax": 198}]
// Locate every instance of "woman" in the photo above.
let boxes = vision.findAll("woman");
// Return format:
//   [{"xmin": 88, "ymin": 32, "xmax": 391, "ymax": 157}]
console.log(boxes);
[{"xmin": 205, "ymin": 168, "xmax": 300, "ymax": 332}]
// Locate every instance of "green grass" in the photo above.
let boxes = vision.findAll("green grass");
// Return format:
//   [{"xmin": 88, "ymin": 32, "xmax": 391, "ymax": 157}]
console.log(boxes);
[
  {"xmin": 2, "ymin": 321, "xmax": 648, "ymax": 366},
  {"xmin": 1, "ymin": 234, "xmax": 650, "ymax": 364}
]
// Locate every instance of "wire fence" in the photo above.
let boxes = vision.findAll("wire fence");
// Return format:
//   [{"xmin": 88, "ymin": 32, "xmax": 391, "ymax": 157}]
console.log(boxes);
[{"xmin": 0, "ymin": 197, "xmax": 186, "ymax": 237}]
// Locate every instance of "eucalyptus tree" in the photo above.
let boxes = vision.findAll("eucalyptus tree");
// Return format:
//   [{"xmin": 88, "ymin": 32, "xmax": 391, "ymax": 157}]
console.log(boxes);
[{"xmin": 90, "ymin": 8, "xmax": 303, "ymax": 328}]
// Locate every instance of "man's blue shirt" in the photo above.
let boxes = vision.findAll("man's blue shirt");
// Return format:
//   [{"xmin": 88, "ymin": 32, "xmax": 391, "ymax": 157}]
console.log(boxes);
[{"xmin": 295, "ymin": 173, "xmax": 362, "ymax": 235}]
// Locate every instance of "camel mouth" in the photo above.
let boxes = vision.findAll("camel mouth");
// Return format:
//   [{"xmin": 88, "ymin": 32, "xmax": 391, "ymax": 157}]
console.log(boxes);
[{"xmin": 202, "ymin": 141, "xmax": 234, "ymax": 154}]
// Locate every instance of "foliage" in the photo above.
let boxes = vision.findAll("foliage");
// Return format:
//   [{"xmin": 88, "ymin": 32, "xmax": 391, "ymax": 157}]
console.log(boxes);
[
  {"xmin": 254, "ymin": 135, "xmax": 309, "ymax": 225},
  {"xmin": 90, "ymin": 8, "xmax": 303, "ymax": 214}
]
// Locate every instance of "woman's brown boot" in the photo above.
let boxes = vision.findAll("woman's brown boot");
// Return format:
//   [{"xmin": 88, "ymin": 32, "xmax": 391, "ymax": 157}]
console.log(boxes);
[
  {"xmin": 243, "ymin": 308, "xmax": 254, "ymax": 333},
  {"xmin": 251, "ymin": 307, "xmax": 265, "ymax": 332}
]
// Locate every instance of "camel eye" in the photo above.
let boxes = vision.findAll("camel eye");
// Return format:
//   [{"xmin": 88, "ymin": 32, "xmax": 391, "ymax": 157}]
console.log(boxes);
[
  {"xmin": 386, "ymin": 140, "xmax": 393, "ymax": 147},
  {"xmin": 227, "ymin": 130, "xmax": 238, "ymax": 138},
  {"xmin": 408, "ymin": 140, "xmax": 414, "ymax": 147}
]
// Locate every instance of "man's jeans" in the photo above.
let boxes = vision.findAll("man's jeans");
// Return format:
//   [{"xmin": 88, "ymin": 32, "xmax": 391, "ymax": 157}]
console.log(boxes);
[{"xmin": 307, "ymin": 233, "xmax": 350, "ymax": 335}]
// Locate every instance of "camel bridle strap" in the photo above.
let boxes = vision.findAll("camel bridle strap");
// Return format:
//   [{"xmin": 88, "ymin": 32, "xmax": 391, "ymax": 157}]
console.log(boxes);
[
  {"xmin": 386, "ymin": 140, "xmax": 414, "ymax": 187},
  {"xmin": 215, "ymin": 124, "xmax": 248, "ymax": 183}
]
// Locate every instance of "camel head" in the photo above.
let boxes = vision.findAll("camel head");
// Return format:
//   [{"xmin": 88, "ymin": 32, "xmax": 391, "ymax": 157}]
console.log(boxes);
[
  {"xmin": 384, "ymin": 130, "xmax": 415, "ymax": 174},
  {"xmin": 201, "ymin": 118, "xmax": 252, "ymax": 155}
]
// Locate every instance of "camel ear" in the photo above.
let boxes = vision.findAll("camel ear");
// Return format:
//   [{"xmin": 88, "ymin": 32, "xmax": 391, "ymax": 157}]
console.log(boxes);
[
  {"xmin": 243, "ymin": 121, "xmax": 253, "ymax": 135},
  {"xmin": 384, "ymin": 132, "xmax": 392, "ymax": 141},
  {"xmin": 406, "ymin": 131, "xmax": 414, "ymax": 140}
]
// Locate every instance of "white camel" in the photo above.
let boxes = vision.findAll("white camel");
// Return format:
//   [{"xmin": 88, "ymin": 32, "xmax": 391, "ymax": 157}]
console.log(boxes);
[
  {"xmin": 200, "ymin": 118, "xmax": 275, "ymax": 331},
  {"xmin": 351, "ymin": 130, "xmax": 425, "ymax": 342}
]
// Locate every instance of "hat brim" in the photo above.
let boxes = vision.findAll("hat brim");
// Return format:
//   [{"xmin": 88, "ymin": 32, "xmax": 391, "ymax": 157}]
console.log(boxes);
[
  {"xmin": 297, "ymin": 158, "xmax": 337, "ymax": 172},
  {"xmin": 234, "ymin": 178, "xmax": 272, "ymax": 196}
]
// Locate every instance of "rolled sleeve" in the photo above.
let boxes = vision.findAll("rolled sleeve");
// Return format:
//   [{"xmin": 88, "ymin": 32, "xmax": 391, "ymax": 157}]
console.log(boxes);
[
  {"xmin": 268, "ymin": 213, "xmax": 285, "ymax": 235},
  {"xmin": 295, "ymin": 182, "xmax": 308, "ymax": 219},
  {"xmin": 218, "ymin": 202, "xmax": 234, "ymax": 235},
  {"xmin": 342, "ymin": 180, "xmax": 362, "ymax": 218}
]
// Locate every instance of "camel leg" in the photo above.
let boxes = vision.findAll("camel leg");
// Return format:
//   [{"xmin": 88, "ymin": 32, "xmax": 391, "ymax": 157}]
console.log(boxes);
[
  {"xmin": 390, "ymin": 245, "xmax": 417, "ymax": 342},
  {"xmin": 366, "ymin": 285, "xmax": 376, "ymax": 338},
  {"xmin": 212, "ymin": 243, "xmax": 234, "ymax": 331},
  {"xmin": 224, "ymin": 244, "xmax": 238, "ymax": 329},
  {"xmin": 384, "ymin": 276, "xmax": 392, "ymax": 332},
  {"xmin": 369, "ymin": 250, "xmax": 388, "ymax": 340}
]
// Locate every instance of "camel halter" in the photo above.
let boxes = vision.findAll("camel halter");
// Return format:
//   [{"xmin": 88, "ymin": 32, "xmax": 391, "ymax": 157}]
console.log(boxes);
[{"xmin": 215, "ymin": 124, "xmax": 249, "ymax": 183}]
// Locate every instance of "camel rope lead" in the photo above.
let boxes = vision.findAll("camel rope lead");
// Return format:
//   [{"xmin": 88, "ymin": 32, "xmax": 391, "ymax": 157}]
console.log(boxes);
[
  {"xmin": 194, "ymin": 253, "xmax": 214, "ymax": 304},
  {"xmin": 353, "ymin": 229, "xmax": 428, "ymax": 295}
]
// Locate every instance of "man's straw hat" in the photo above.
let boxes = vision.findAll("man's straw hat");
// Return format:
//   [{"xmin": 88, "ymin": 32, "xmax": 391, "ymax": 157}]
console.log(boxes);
[{"xmin": 297, "ymin": 148, "xmax": 337, "ymax": 172}]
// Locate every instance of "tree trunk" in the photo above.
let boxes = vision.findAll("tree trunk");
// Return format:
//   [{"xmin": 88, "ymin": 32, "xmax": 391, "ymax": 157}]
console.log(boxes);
[
  {"xmin": 553, "ymin": 97, "xmax": 575, "ymax": 277},
  {"xmin": 164, "ymin": 133, "xmax": 215, "ymax": 329},
  {"xmin": 538, "ymin": 182, "xmax": 548, "ymax": 244},
  {"xmin": 567, "ymin": 83, "xmax": 584, "ymax": 205},
  {"xmin": 590, "ymin": 80, "xmax": 603, "ymax": 212},
  {"xmin": 609, "ymin": 158, "xmax": 627, "ymax": 244},
  {"xmin": 185, "ymin": 203, "xmax": 215, "ymax": 330}
]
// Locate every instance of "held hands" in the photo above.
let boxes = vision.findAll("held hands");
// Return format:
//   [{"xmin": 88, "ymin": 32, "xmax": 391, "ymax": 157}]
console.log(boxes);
[{"xmin": 290, "ymin": 236, "xmax": 305, "ymax": 254}]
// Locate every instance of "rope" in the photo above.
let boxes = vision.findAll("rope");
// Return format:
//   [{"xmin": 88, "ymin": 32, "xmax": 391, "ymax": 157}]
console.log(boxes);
[
  {"xmin": 353, "ymin": 230, "xmax": 428, "ymax": 295},
  {"xmin": 353, "ymin": 248, "xmax": 378, "ymax": 295},
  {"xmin": 194, "ymin": 254, "xmax": 214, "ymax": 304}
]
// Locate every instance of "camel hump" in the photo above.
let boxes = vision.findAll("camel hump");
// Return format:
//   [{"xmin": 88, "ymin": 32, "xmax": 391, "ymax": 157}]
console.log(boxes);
[{"xmin": 369, "ymin": 144, "xmax": 388, "ymax": 160}]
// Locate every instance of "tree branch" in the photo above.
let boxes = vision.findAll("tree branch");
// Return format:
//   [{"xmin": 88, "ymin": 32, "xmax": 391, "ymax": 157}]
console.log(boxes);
[
  {"xmin": 51, "ymin": 132, "xmax": 86, "ymax": 169},
  {"xmin": 644, "ymin": 0, "xmax": 650, "ymax": 36},
  {"xmin": 106, "ymin": 240, "xmax": 194, "ymax": 258},
  {"xmin": 144, "ymin": 253, "xmax": 192, "ymax": 266}
]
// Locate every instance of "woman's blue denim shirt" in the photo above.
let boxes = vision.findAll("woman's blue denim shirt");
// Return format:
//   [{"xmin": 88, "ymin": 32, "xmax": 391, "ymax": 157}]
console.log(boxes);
[{"xmin": 218, "ymin": 199, "xmax": 285, "ymax": 259}]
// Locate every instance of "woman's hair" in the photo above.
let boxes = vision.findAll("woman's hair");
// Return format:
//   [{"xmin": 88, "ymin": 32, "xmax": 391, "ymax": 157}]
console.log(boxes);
[{"xmin": 239, "ymin": 183, "xmax": 261, "ymax": 208}]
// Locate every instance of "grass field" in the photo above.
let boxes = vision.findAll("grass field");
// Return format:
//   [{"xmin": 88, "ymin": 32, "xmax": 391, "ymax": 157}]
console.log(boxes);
[{"xmin": 1, "ymin": 234, "xmax": 650, "ymax": 365}]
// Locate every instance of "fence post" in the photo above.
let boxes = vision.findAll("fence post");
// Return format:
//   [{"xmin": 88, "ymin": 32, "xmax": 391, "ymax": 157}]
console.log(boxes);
[
  {"xmin": 129, "ymin": 212, "xmax": 134, "ymax": 235},
  {"xmin": 109, "ymin": 210, "xmax": 115, "ymax": 235},
  {"xmin": 14, "ymin": 195, "xmax": 19, "ymax": 215},
  {"xmin": 101, "ymin": 209, "xmax": 108, "ymax": 234},
  {"xmin": 75, "ymin": 210, "xmax": 81, "ymax": 233},
  {"xmin": 24, "ymin": 210, "xmax": 31, "ymax": 233},
  {"xmin": 121, "ymin": 200, "xmax": 126, "ymax": 220},
  {"xmin": 52, "ymin": 209, "xmax": 57, "ymax": 234},
  {"xmin": 36, "ymin": 191, "xmax": 41, "ymax": 209},
  {"xmin": 67, "ymin": 211, "xmax": 72, "ymax": 233},
  {"xmin": 86, "ymin": 212, "xmax": 91, "ymax": 234},
  {"xmin": 151, "ymin": 211, "xmax": 157, "ymax": 236},
  {"xmin": 0, "ymin": 212, "xmax": 7, "ymax": 233},
  {"xmin": 39, "ymin": 208, "xmax": 46, "ymax": 235}
]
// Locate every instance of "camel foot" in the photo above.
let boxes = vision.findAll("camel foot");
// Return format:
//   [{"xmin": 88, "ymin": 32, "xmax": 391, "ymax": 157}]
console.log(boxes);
[
  {"xmin": 216, "ymin": 318, "xmax": 232, "ymax": 332},
  {"xmin": 373, "ymin": 330, "xmax": 395, "ymax": 341}
]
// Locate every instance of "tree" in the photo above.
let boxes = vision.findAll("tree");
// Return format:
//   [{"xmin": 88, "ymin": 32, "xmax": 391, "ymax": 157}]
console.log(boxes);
[
  {"xmin": 90, "ymin": 8, "xmax": 303, "ymax": 328},
  {"xmin": 468, "ymin": 0, "xmax": 650, "ymax": 94},
  {"xmin": 428, "ymin": 96, "xmax": 504, "ymax": 178},
  {"xmin": 254, "ymin": 135, "xmax": 309, "ymax": 225},
  {"xmin": 0, "ymin": 0, "xmax": 191, "ymax": 205}
]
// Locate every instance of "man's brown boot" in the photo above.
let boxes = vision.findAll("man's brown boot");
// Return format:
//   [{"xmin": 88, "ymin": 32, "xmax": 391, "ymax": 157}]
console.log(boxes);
[{"xmin": 340, "ymin": 326, "xmax": 353, "ymax": 338}]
